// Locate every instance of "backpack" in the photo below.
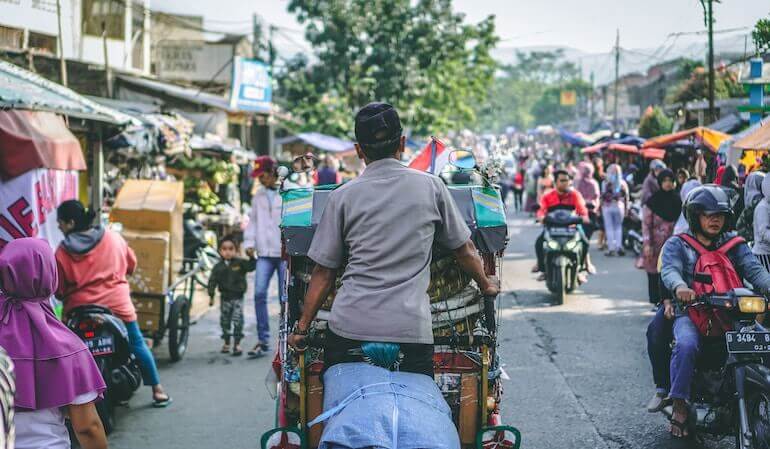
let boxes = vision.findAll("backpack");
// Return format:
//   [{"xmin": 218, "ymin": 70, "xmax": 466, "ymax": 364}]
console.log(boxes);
[{"xmin": 678, "ymin": 234, "xmax": 745, "ymax": 337}]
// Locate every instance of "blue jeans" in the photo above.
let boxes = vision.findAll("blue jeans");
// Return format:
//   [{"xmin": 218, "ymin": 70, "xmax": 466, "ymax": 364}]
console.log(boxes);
[
  {"xmin": 125, "ymin": 320, "xmax": 161, "ymax": 386},
  {"xmin": 254, "ymin": 257, "xmax": 287, "ymax": 345},
  {"xmin": 670, "ymin": 316, "xmax": 700, "ymax": 400},
  {"xmin": 646, "ymin": 305, "xmax": 673, "ymax": 393}
]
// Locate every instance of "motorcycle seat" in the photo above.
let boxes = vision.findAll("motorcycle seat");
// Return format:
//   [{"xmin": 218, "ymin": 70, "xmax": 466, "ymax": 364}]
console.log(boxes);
[{"xmin": 67, "ymin": 304, "xmax": 115, "ymax": 318}]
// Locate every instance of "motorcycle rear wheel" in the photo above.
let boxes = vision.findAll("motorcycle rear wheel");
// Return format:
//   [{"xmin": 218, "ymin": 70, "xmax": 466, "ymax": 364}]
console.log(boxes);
[
  {"xmin": 746, "ymin": 387, "xmax": 770, "ymax": 449},
  {"xmin": 95, "ymin": 359, "xmax": 115, "ymax": 435}
]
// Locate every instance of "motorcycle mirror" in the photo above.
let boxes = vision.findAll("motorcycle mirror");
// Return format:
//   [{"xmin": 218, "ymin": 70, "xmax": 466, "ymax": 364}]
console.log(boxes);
[
  {"xmin": 292, "ymin": 153, "xmax": 317, "ymax": 174},
  {"xmin": 448, "ymin": 149, "xmax": 476, "ymax": 170}
]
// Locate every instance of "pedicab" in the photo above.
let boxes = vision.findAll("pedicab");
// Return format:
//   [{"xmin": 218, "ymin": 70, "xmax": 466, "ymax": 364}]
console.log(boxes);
[{"xmin": 261, "ymin": 151, "xmax": 521, "ymax": 449}]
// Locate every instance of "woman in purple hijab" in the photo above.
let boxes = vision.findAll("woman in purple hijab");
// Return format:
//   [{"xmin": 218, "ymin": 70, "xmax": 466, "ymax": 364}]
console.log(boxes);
[{"xmin": 0, "ymin": 238, "xmax": 107, "ymax": 449}]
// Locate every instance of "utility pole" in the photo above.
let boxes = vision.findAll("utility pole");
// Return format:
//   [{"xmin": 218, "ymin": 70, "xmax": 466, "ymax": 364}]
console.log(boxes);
[
  {"xmin": 268, "ymin": 25, "xmax": 276, "ymax": 69},
  {"xmin": 102, "ymin": 22, "xmax": 112, "ymax": 97},
  {"xmin": 56, "ymin": 0, "xmax": 67, "ymax": 86},
  {"xmin": 252, "ymin": 13, "xmax": 262, "ymax": 61},
  {"xmin": 613, "ymin": 29, "xmax": 620, "ymax": 131},
  {"xmin": 702, "ymin": 0, "xmax": 716, "ymax": 122},
  {"xmin": 589, "ymin": 71, "xmax": 596, "ymax": 127}
]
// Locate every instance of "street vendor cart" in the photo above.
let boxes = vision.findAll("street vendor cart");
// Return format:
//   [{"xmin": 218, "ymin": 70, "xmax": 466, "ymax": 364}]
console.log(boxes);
[{"xmin": 262, "ymin": 152, "xmax": 521, "ymax": 449}]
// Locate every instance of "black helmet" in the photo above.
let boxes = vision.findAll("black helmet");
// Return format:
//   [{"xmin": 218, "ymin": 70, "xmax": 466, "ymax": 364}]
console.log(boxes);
[{"xmin": 684, "ymin": 184, "xmax": 732, "ymax": 233}]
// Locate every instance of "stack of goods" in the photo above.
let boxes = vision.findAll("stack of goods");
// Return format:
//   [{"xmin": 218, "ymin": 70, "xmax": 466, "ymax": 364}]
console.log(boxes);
[
  {"xmin": 298, "ymin": 254, "xmax": 479, "ymax": 339},
  {"xmin": 111, "ymin": 180, "xmax": 184, "ymax": 336}
]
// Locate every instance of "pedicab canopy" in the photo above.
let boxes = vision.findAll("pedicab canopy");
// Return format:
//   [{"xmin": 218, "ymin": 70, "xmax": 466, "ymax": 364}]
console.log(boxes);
[
  {"xmin": 281, "ymin": 184, "xmax": 508, "ymax": 256},
  {"xmin": 642, "ymin": 127, "xmax": 730, "ymax": 153}
]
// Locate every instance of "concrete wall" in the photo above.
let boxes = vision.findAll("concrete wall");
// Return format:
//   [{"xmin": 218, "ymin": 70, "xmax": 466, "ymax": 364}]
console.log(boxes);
[{"xmin": 0, "ymin": 0, "xmax": 149, "ymax": 73}]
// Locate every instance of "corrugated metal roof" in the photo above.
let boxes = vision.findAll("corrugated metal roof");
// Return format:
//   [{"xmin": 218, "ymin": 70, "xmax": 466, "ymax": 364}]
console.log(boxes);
[
  {"xmin": 0, "ymin": 60, "xmax": 136, "ymax": 125},
  {"xmin": 116, "ymin": 74, "xmax": 238, "ymax": 112}
]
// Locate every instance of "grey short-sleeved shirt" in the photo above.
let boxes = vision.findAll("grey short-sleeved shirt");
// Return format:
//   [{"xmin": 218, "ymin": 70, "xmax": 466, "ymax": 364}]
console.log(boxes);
[{"xmin": 307, "ymin": 158, "xmax": 471, "ymax": 344}]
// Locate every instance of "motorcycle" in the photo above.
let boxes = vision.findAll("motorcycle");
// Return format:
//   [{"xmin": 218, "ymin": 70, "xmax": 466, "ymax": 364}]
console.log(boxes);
[
  {"xmin": 622, "ymin": 201, "xmax": 643, "ymax": 256},
  {"xmin": 66, "ymin": 306, "xmax": 142, "ymax": 434},
  {"xmin": 658, "ymin": 288, "xmax": 770, "ymax": 448},
  {"xmin": 542, "ymin": 207, "xmax": 584, "ymax": 305}
]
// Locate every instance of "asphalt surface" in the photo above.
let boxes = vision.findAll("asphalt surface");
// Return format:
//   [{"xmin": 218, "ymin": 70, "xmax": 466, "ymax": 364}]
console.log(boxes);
[{"xmin": 108, "ymin": 212, "xmax": 720, "ymax": 449}]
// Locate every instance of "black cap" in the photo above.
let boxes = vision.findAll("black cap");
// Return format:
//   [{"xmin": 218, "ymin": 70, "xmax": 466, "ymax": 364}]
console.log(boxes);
[{"xmin": 354, "ymin": 102, "xmax": 402, "ymax": 147}]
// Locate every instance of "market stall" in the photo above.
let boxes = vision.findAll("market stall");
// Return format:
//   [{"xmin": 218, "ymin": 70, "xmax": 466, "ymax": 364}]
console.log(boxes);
[
  {"xmin": 0, "ymin": 61, "xmax": 136, "ymax": 248},
  {"xmin": 167, "ymin": 134, "xmax": 253, "ymax": 238},
  {"xmin": 733, "ymin": 119, "xmax": 770, "ymax": 172},
  {"xmin": 642, "ymin": 127, "xmax": 731, "ymax": 178},
  {"xmin": 0, "ymin": 110, "xmax": 83, "ymax": 250}
]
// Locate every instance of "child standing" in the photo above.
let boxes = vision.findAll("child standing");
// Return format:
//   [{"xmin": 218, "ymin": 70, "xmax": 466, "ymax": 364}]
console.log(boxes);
[{"xmin": 208, "ymin": 236, "xmax": 256, "ymax": 356}]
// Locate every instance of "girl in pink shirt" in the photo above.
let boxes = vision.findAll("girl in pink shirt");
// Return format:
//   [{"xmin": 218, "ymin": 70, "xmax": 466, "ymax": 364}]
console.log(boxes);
[{"xmin": 55, "ymin": 200, "xmax": 171, "ymax": 408}]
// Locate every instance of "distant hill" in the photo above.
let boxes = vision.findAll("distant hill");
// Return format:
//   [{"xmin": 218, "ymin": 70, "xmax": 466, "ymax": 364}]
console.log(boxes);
[{"xmin": 491, "ymin": 33, "xmax": 751, "ymax": 85}]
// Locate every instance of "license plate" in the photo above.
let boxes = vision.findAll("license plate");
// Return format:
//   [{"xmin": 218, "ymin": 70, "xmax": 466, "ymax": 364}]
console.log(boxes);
[
  {"xmin": 549, "ymin": 228, "xmax": 575, "ymax": 236},
  {"xmin": 725, "ymin": 332, "xmax": 770, "ymax": 353},
  {"xmin": 85, "ymin": 336, "xmax": 114, "ymax": 356}
]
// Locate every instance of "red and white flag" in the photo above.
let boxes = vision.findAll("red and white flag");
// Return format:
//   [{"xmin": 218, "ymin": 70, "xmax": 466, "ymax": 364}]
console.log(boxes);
[{"xmin": 408, "ymin": 137, "xmax": 448, "ymax": 174}]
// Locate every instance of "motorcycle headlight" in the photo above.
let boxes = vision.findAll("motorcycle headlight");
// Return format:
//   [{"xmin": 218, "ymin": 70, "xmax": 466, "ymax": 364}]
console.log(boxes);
[
  {"xmin": 564, "ymin": 240, "xmax": 579, "ymax": 251},
  {"xmin": 546, "ymin": 240, "xmax": 560, "ymax": 250},
  {"xmin": 738, "ymin": 296, "xmax": 767, "ymax": 314}
]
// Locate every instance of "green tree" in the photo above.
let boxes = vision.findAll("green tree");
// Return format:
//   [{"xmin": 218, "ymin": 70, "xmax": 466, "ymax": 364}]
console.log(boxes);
[
  {"xmin": 473, "ymin": 50, "xmax": 586, "ymax": 132},
  {"xmin": 667, "ymin": 66, "xmax": 744, "ymax": 104},
  {"xmin": 638, "ymin": 106, "xmax": 673, "ymax": 138},
  {"xmin": 276, "ymin": 0, "xmax": 498, "ymax": 136},
  {"xmin": 753, "ymin": 15, "xmax": 770, "ymax": 54}
]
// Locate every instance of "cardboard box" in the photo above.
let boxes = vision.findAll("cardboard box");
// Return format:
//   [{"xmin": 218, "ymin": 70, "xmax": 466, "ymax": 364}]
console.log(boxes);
[
  {"xmin": 123, "ymin": 230, "xmax": 170, "ymax": 295},
  {"xmin": 307, "ymin": 374, "xmax": 324, "ymax": 448},
  {"xmin": 111, "ymin": 180, "xmax": 183, "ymax": 285},
  {"xmin": 132, "ymin": 294, "xmax": 164, "ymax": 315},
  {"xmin": 136, "ymin": 311, "xmax": 162, "ymax": 334},
  {"xmin": 459, "ymin": 374, "xmax": 479, "ymax": 445}
]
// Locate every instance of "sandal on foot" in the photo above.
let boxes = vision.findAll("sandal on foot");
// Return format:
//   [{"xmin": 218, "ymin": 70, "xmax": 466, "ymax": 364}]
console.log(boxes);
[
  {"xmin": 247, "ymin": 345, "xmax": 265, "ymax": 359},
  {"xmin": 232, "ymin": 346, "xmax": 243, "ymax": 356},
  {"xmin": 152, "ymin": 393, "xmax": 172, "ymax": 408},
  {"xmin": 669, "ymin": 418, "xmax": 689, "ymax": 438},
  {"xmin": 221, "ymin": 344, "xmax": 231, "ymax": 354}
]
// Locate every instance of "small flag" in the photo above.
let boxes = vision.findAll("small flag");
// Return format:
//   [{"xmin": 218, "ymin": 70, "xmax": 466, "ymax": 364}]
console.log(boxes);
[{"xmin": 408, "ymin": 137, "xmax": 447, "ymax": 173}]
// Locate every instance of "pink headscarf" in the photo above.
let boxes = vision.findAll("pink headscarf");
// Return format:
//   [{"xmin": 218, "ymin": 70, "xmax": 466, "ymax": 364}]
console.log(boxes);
[{"xmin": 0, "ymin": 238, "xmax": 105, "ymax": 410}]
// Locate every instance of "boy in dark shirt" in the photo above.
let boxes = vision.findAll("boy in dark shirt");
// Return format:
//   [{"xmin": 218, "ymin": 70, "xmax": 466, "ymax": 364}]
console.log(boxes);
[{"xmin": 208, "ymin": 236, "xmax": 256, "ymax": 356}]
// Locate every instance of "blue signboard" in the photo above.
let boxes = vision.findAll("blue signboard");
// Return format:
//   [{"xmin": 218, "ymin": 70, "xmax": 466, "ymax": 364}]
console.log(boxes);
[{"xmin": 229, "ymin": 57, "xmax": 272, "ymax": 113}]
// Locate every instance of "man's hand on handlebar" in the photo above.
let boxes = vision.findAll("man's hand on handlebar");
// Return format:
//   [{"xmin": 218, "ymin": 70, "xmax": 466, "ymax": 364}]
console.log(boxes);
[
  {"xmin": 480, "ymin": 275, "xmax": 500, "ymax": 297},
  {"xmin": 675, "ymin": 286, "xmax": 697, "ymax": 304},
  {"xmin": 288, "ymin": 333, "xmax": 307, "ymax": 353},
  {"xmin": 663, "ymin": 299, "xmax": 675, "ymax": 320}
]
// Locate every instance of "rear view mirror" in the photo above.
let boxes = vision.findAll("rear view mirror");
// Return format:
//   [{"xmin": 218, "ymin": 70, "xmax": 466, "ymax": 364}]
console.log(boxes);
[{"xmin": 449, "ymin": 150, "xmax": 476, "ymax": 170}]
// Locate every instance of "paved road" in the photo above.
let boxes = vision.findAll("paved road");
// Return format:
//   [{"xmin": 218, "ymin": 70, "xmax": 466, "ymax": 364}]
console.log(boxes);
[{"xmin": 109, "ymin": 212, "xmax": 711, "ymax": 449}]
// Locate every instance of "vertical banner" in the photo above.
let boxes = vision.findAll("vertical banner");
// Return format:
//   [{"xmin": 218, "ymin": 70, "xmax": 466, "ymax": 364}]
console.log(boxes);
[{"xmin": 0, "ymin": 169, "xmax": 79, "ymax": 251}]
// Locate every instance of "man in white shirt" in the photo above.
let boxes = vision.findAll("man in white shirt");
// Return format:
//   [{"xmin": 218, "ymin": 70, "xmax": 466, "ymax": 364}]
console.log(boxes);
[{"xmin": 243, "ymin": 156, "xmax": 286, "ymax": 358}]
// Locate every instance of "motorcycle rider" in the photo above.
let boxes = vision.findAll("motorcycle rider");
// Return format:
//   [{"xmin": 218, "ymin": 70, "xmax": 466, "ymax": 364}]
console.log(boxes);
[
  {"xmin": 660, "ymin": 185, "xmax": 770, "ymax": 437},
  {"xmin": 533, "ymin": 169, "xmax": 591, "ymax": 283},
  {"xmin": 55, "ymin": 200, "xmax": 171, "ymax": 408},
  {"xmin": 287, "ymin": 102, "xmax": 498, "ymax": 369}
]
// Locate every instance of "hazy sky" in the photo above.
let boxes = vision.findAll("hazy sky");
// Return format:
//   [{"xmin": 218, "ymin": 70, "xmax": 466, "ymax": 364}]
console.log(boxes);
[{"xmin": 153, "ymin": 0, "xmax": 768, "ymax": 54}]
